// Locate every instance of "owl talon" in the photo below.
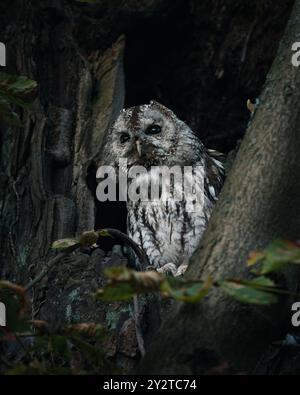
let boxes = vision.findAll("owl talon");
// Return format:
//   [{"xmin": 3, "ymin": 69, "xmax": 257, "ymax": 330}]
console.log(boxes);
[
  {"xmin": 175, "ymin": 263, "xmax": 188, "ymax": 277},
  {"xmin": 157, "ymin": 262, "xmax": 188, "ymax": 277},
  {"xmin": 157, "ymin": 263, "xmax": 178, "ymax": 276}
]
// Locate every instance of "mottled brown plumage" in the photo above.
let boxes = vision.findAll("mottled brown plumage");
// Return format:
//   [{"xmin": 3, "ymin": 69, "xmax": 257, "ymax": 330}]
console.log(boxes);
[{"xmin": 99, "ymin": 101, "xmax": 225, "ymax": 273}]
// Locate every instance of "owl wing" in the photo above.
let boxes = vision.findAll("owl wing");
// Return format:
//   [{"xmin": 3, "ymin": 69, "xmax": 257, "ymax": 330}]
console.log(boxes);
[{"xmin": 204, "ymin": 148, "xmax": 226, "ymax": 202}]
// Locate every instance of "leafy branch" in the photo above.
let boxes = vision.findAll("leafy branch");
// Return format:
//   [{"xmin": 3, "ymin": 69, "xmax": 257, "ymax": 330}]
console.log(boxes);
[
  {"xmin": 95, "ymin": 239, "xmax": 300, "ymax": 306},
  {"xmin": 49, "ymin": 234, "xmax": 300, "ymax": 306},
  {"xmin": 95, "ymin": 266, "xmax": 281, "ymax": 305}
]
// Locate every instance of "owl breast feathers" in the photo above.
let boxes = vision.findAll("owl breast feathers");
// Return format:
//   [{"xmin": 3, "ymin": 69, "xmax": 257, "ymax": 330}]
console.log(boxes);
[{"xmin": 99, "ymin": 101, "xmax": 225, "ymax": 272}]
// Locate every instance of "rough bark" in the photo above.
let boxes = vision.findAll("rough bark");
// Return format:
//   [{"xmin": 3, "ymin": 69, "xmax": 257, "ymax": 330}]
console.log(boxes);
[
  {"xmin": 137, "ymin": 0, "xmax": 300, "ymax": 374},
  {"xmin": 0, "ymin": 0, "xmax": 180, "ymax": 370}
]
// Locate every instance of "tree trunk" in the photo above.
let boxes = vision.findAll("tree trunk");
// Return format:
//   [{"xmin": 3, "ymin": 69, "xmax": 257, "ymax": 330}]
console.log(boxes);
[{"xmin": 137, "ymin": 0, "xmax": 300, "ymax": 374}]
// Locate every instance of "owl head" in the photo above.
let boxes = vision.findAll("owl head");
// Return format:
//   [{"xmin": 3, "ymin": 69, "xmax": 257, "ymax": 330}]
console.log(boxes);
[{"xmin": 99, "ymin": 101, "xmax": 204, "ymax": 169}]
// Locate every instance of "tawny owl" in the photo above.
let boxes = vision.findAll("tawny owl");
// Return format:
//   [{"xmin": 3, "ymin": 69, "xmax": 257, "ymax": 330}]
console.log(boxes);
[{"xmin": 98, "ymin": 101, "xmax": 225, "ymax": 275}]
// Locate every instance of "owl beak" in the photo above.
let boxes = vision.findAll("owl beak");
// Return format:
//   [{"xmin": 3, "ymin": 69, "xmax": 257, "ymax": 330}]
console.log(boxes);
[{"xmin": 136, "ymin": 140, "xmax": 142, "ymax": 157}]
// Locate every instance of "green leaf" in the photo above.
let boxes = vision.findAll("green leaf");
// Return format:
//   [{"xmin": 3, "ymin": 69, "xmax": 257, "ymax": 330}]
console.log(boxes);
[
  {"xmin": 219, "ymin": 278, "xmax": 278, "ymax": 305},
  {"xmin": 255, "ymin": 240, "xmax": 300, "ymax": 275},
  {"xmin": 246, "ymin": 276, "xmax": 276, "ymax": 287},
  {"xmin": 161, "ymin": 276, "xmax": 213, "ymax": 302},
  {"xmin": 96, "ymin": 283, "xmax": 136, "ymax": 301},
  {"xmin": 261, "ymin": 240, "xmax": 300, "ymax": 274},
  {"xmin": 52, "ymin": 238, "xmax": 79, "ymax": 250},
  {"xmin": 247, "ymin": 240, "xmax": 300, "ymax": 275}
]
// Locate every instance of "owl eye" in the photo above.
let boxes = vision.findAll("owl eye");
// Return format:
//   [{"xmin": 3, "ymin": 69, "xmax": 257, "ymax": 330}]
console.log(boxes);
[
  {"xmin": 120, "ymin": 132, "xmax": 130, "ymax": 144},
  {"xmin": 145, "ymin": 124, "xmax": 162, "ymax": 135}
]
